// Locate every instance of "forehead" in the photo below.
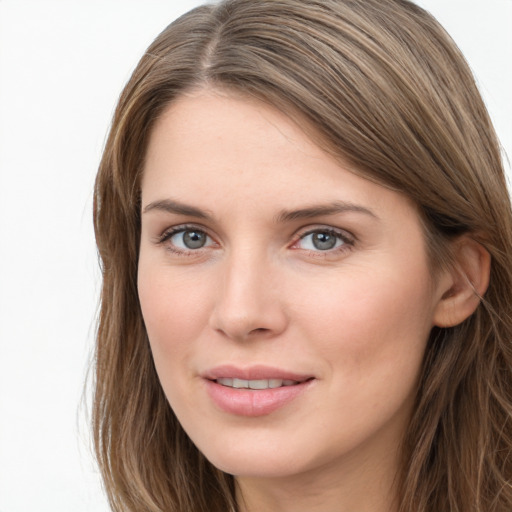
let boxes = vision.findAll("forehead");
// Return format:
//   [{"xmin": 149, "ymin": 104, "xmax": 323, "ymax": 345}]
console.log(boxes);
[
  {"xmin": 144, "ymin": 89, "xmax": 323, "ymax": 182},
  {"xmin": 141, "ymin": 89, "xmax": 415, "ymax": 222}
]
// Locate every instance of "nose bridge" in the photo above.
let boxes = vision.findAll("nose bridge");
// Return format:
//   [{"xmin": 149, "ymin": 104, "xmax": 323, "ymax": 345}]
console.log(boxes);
[{"xmin": 210, "ymin": 243, "xmax": 286, "ymax": 340}]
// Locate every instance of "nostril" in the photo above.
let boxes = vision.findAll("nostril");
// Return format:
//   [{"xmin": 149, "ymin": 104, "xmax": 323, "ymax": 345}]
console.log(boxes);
[{"xmin": 249, "ymin": 327, "xmax": 270, "ymax": 335}]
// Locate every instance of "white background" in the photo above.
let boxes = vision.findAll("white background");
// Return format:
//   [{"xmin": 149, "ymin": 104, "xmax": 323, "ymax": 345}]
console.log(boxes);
[{"xmin": 0, "ymin": 2, "xmax": 510, "ymax": 511}]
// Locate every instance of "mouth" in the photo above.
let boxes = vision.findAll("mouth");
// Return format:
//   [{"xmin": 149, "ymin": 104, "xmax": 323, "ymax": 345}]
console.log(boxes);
[
  {"xmin": 215, "ymin": 377, "xmax": 308, "ymax": 389},
  {"xmin": 203, "ymin": 364, "xmax": 314, "ymax": 387},
  {"xmin": 203, "ymin": 365, "xmax": 315, "ymax": 416}
]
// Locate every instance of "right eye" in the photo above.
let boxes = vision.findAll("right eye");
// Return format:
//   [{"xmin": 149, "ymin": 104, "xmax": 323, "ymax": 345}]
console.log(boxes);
[{"xmin": 160, "ymin": 227, "xmax": 215, "ymax": 252}]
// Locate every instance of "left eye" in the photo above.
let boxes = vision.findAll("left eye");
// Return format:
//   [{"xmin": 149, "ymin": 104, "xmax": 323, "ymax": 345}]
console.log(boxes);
[
  {"xmin": 296, "ymin": 230, "xmax": 347, "ymax": 251},
  {"xmin": 168, "ymin": 229, "xmax": 214, "ymax": 250}
]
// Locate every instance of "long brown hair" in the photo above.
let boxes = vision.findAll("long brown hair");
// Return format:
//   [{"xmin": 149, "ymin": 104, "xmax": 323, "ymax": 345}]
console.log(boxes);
[{"xmin": 93, "ymin": 1, "xmax": 512, "ymax": 510}]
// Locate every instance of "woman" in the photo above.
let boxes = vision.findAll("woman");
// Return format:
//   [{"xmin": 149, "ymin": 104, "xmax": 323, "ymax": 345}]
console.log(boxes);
[{"xmin": 92, "ymin": 0, "xmax": 512, "ymax": 510}]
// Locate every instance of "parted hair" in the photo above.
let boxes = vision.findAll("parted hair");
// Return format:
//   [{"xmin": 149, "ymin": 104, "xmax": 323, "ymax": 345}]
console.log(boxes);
[{"xmin": 92, "ymin": 0, "xmax": 512, "ymax": 510}]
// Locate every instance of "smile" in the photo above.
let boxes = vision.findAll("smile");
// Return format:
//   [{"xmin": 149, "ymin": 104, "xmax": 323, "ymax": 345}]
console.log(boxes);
[{"xmin": 216, "ymin": 378, "xmax": 300, "ymax": 389}]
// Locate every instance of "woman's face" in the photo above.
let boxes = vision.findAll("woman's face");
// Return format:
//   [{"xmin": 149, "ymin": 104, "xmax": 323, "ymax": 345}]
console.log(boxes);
[{"xmin": 138, "ymin": 89, "xmax": 447, "ymax": 481}]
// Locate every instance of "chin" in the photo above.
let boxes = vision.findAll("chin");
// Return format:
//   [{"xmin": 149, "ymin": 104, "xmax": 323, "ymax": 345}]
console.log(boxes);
[
  {"xmin": 208, "ymin": 455, "xmax": 304, "ymax": 479},
  {"xmin": 196, "ymin": 434, "xmax": 309, "ymax": 478}
]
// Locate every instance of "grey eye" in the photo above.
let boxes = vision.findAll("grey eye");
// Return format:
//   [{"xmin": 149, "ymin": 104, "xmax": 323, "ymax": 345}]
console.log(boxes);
[
  {"xmin": 298, "ymin": 230, "xmax": 345, "ymax": 251},
  {"xmin": 312, "ymin": 232, "xmax": 337, "ymax": 250},
  {"xmin": 183, "ymin": 230, "xmax": 206, "ymax": 249},
  {"xmin": 171, "ymin": 229, "xmax": 211, "ymax": 250}
]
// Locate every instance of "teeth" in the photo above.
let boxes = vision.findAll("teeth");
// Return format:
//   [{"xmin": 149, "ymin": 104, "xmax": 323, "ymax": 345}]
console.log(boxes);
[
  {"xmin": 233, "ymin": 378, "xmax": 248, "ymax": 388},
  {"xmin": 216, "ymin": 378, "xmax": 299, "ymax": 389},
  {"xmin": 217, "ymin": 378, "xmax": 233, "ymax": 387}
]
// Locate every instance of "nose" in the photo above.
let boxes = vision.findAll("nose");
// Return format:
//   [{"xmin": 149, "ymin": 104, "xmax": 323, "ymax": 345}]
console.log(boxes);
[{"xmin": 209, "ymin": 248, "xmax": 288, "ymax": 341}]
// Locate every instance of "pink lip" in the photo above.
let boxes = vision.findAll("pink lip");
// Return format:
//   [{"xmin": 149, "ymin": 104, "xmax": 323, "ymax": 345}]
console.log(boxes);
[
  {"xmin": 203, "ymin": 364, "xmax": 313, "ymax": 382},
  {"xmin": 202, "ymin": 365, "xmax": 315, "ymax": 417}
]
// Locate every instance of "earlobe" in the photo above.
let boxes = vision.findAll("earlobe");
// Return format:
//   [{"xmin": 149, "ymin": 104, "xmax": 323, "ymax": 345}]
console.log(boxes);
[{"xmin": 433, "ymin": 236, "xmax": 491, "ymax": 328}]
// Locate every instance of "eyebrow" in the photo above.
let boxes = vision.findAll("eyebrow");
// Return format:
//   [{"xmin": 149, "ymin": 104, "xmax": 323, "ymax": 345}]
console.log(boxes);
[
  {"xmin": 142, "ymin": 198, "xmax": 378, "ymax": 222},
  {"xmin": 274, "ymin": 201, "xmax": 378, "ymax": 223},
  {"xmin": 142, "ymin": 199, "xmax": 213, "ymax": 219}
]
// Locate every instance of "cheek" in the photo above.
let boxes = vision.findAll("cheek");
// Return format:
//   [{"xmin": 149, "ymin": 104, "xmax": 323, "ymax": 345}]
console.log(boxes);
[
  {"xmin": 137, "ymin": 264, "xmax": 213, "ymax": 367},
  {"xmin": 291, "ymin": 264, "xmax": 434, "ymax": 390},
  {"xmin": 283, "ymin": 269, "xmax": 434, "ymax": 453},
  {"xmin": 137, "ymin": 263, "xmax": 218, "ymax": 428},
  {"xmin": 305, "ymin": 258, "xmax": 432, "ymax": 334}
]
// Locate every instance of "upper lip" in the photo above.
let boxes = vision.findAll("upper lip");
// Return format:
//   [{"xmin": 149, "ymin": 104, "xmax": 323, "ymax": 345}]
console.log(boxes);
[{"xmin": 202, "ymin": 364, "xmax": 314, "ymax": 382}]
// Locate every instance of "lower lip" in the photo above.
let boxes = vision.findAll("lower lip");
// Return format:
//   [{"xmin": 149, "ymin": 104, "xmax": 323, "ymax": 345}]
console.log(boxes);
[{"xmin": 204, "ymin": 379, "xmax": 313, "ymax": 417}]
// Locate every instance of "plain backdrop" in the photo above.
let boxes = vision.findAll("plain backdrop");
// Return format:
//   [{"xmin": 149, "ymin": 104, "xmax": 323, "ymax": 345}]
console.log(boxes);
[{"xmin": 0, "ymin": 1, "xmax": 510, "ymax": 511}]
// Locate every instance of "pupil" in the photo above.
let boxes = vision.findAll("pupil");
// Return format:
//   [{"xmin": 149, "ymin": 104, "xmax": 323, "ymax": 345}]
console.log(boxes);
[
  {"xmin": 313, "ymin": 232, "xmax": 336, "ymax": 250},
  {"xmin": 183, "ymin": 231, "xmax": 206, "ymax": 249}
]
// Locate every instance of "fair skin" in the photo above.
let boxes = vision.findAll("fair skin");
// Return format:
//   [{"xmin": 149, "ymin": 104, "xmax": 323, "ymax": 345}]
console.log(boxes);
[{"xmin": 137, "ymin": 88, "xmax": 488, "ymax": 512}]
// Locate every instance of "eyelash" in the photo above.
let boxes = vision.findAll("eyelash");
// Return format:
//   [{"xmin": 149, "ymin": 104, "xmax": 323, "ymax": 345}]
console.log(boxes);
[
  {"xmin": 156, "ymin": 224, "xmax": 215, "ymax": 256},
  {"xmin": 155, "ymin": 224, "xmax": 355, "ymax": 257},
  {"xmin": 292, "ymin": 227, "xmax": 355, "ymax": 257}
]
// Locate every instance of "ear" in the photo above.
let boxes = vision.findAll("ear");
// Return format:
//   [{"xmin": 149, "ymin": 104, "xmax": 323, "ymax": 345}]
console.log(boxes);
[{"xmin": 433, "ymin": 235, "xmax": 491, "ymax": 328}]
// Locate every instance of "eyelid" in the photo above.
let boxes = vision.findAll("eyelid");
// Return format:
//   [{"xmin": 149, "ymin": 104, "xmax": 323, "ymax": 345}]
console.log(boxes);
[
  {"xmin": 292, "ymin": 225, "xmax": 355, "ymax": 244},
  {"xmin": 153, "ymin": 223, "xmax": 355, "ymax": 256},
  {"xmin": 156, "ymin": 223, "xmax": 212, "ymax": 243},
  {"xmin": 288, "ymin": 225, "xmax": 356, "ymax": 258},
  {"xmin": 154, "ymin": 224, "xmax": 219, "ymax": 257}
]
